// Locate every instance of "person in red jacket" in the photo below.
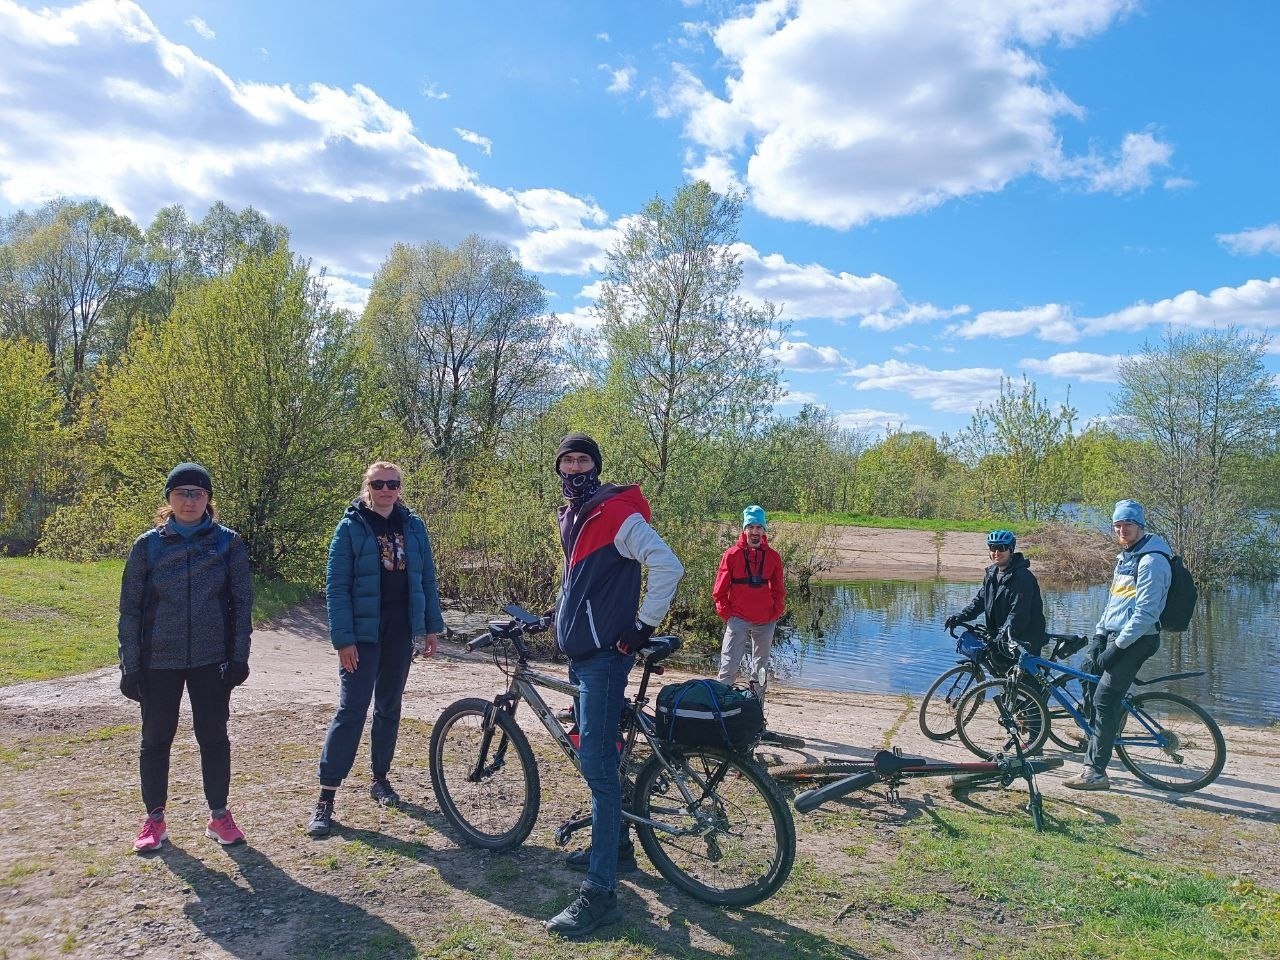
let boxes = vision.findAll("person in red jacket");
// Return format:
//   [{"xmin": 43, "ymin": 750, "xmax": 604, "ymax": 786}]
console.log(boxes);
[{"xmin": 713, "ymin": 505, "xmax": 786, "ymax": 690}]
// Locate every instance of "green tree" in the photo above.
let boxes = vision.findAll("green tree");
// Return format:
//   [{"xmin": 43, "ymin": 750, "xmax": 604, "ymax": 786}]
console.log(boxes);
[
  {"xmin": 951, "ymin": 376, "xmax": 1077, "ymax": 521},
  {"xmin": 854, "ymin": 431, "xmax": 953, "ymax": 518},
  {"xmin": 0, "ymin": 338, "xmax": 62, "ymax": 540},
  {"xmin": 361, "ymin": 235, "xmax": 557, "ymax": 473},
  {"xmin": 1111, "ymin": 326, "xmax": 1280, "ymax": 583},
  {"xmin": 590, "ymin": 181, "xmax": 784, "ymax": 496}
]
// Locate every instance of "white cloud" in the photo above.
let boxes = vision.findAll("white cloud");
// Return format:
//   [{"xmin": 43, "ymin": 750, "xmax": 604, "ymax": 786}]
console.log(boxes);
[
  {"xmin": 833, "ymin": 408, "xmax": 911, "ymax": 433},
  {"xmin": 733, "ymin": 243, "xmax": 902, "ymax": 318},
  {"xmin": 601, "ymin": 65, "xmax": 636, "ymax": 94},
  {"xmin": 953, "ymin": 303, "xmax": 1080, "ymax": 342},
  {"xmin": 321, "ymin": 272, "xmax": 372, "ymax": 314},
  {"xmin": 776, "ymin": 387, "xmax": 822, "ymax": 406},
  {"xmin": 1218, "ymin": 224, "xmax": 1280, "ymax": 257},
  {"xmin": 1084, "ymin": 277, "xmax": 1280, "ymax": 335},
  {"xmin": 861, "ymin": 301, "xmax": 969, "ymax": 332},
  {"xmin": 0, "ymin": 0, "xmax": 614, "ymax": 280},
  {"xmin": 846, "ymin": 359, "xmax": 1002, "ymax": 413},
  {"xmin": 454, "ymin": 128, "xmax": 493, "ymax": 155},
  {"xmin": 1020, "ymin": 351, "xmax": 1122, "ymax": 382},
  {"xmin": 666, "ymin": 0, "xmax": 1157, "ymax": 228},
  {"xmin": 420, "ymin": 81, "xmax": 449, "ymax": 100},
  {"xmin": 772, "ymin": 340, "xmax": 851, "ymax": 372},
  {"xmin": 185, "ymin": 16, "xmax": 214, "ymax": 40},
  {"xmin": 595, "ymin": 32, "xmax": 610, "ymax": 42}
]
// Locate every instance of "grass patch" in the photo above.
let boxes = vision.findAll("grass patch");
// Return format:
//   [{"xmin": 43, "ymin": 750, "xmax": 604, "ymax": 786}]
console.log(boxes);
[{"xmin": 0, "ymin": 557, "xmax": 315, "ymax": 685}]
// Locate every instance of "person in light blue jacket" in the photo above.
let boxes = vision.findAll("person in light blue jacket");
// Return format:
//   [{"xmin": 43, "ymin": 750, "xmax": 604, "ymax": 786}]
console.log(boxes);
[{"xmin": 1064, "ymin": 499, "xmax": 1171, "ymax": 790}]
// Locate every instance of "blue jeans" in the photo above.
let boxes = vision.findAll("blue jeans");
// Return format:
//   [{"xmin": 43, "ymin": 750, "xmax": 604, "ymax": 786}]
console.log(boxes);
[
  {"xmin": 572, "ymin": 648, "xmax": 635, "ymax": 894},
  {"xmin": 318, "ymin": 619, "xmax": 413, "ymax": 787},
  {"xmin": 1083, "ymin": 632, "xmax": 1160, "ymax": 774}
]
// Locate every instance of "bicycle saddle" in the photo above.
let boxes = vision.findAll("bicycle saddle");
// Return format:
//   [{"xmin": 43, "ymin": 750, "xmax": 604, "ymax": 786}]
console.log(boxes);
[
  {"xmin": 872, "ymin": 750, "xmax": 926, "ymax": 775},
  {"xmin": 638, "ymin": 634, "xmax": 682, "ymax": 664}
]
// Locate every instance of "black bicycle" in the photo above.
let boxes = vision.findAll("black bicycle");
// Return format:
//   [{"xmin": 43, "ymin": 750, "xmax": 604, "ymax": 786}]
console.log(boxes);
[{"xmin": 428, "ymin": 603, "xmax": 796, "ymax": 907}]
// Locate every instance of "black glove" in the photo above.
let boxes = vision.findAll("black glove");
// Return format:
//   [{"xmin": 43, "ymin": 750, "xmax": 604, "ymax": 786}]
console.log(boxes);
[
  {"xmin": 616, "ymin": 621, "xmax": 655, "ymax": 655},
  {"xmin": 1093, "ymin": 632, "xmax": 1108, "ymax": 647},
  {"xmin": 1098, "ymin": 644, "xmax": 1123, "ymax": 672},
  {"xmin": 120, "ymin": 671, "xmax": 144, "ymax": 703},
  {"xmin": 944, "ymin": 615, "xmax": 961, "ymax": 631},
  {"xmin": 220, "ymin": 661, "xmax": 251, "ymax": 688}
]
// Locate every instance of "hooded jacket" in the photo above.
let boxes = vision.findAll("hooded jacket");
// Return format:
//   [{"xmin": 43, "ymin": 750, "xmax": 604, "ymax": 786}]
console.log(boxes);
[
  {"xmin": 118, "ymin": 518, "xmax": 253, "ymax": 673},
  {"xmin": 325, "ymin": 499, "xmax": 445, "ymax": 649},
  {"xmin": 556, "ymin": 484, "xmax": 683, "ymax": 661},
  {"xmin": 1095, "ymin": 532, "xmax": 1173, "ymax": 648},
  {"xmin": 955, "ymin": 551, "xmax": 1048, "ymax": 651},
  {"xmin": 712, "ymin": 532, "xmax": 786, "ymax": 625}
]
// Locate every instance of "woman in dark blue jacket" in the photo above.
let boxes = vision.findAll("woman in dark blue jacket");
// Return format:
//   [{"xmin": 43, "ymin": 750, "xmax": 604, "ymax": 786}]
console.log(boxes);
[{"xmin": 307, "ymin": 460, "xmax": 445, "ymax": 837}]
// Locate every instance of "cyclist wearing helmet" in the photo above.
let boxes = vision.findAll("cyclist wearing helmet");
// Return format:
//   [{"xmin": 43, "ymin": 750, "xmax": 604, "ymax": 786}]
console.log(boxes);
[{"xmin": 944, "ymin": 530, "xmax": 1047, "ymax": 653}]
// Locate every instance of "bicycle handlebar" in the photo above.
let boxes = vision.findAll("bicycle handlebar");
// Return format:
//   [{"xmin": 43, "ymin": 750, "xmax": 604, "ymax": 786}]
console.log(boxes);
[
  {"xmin": 793, "ymin": 770, "xmax": 879, "ymax": 813},
  {"xmin": 465, "ymin": 633, "xmax": 495, "ymax": 653}
]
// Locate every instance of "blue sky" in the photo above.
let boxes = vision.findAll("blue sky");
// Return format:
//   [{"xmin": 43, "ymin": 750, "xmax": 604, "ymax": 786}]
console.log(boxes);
[{"xmin": 2, "ymin": 0, "xmax": 1278, "ymax": 436}]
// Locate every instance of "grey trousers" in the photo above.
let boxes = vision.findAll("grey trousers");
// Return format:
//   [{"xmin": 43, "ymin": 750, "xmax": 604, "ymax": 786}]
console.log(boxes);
[{"xmin": 716, "ymin": 616, "xmax": 778, "ymax": 688}]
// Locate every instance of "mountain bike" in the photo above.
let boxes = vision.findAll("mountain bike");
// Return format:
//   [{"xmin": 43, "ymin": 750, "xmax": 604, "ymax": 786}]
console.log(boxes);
[
  {"xmin": 918, "ymin": 623, "xmax": 1087, "ymax": 742},
  {"xmin": 954, "ymin": 644, "xmax": 1226, "ymax": 792},
  {"xmin": 428, "ymin": 603, "xmax": 796, "ymax": 907}
]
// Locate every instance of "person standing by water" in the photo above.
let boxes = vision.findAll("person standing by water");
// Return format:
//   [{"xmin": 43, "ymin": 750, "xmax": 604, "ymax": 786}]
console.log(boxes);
[
  {"xmin": 307, "ymin": 461, "xmax": 444, "ymax": 837},
  {"xmin": 713, "ymin": 505, "xmax": 786, "ymax": 691},
  {"xmin": 118, "ymin": 462, "xmax": 254, "ymax": 852},
  {"xmin": 944, "ymin": 529, "xmax": 1048, "ymax": 654}
]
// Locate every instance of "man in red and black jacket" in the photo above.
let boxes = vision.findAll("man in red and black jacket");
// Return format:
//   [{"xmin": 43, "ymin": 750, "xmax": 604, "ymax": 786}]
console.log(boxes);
[
  {"xmin": 713, "ymin": 505, "xmax": 786, "ymax": 690},
  {"xmin": 545, "ymin": 434, "xmax": 683, "ymax": 939}
]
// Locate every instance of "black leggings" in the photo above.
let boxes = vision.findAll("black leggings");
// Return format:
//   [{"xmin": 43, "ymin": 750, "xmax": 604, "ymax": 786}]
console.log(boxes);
[{"xmin": 139, "ymin": 664, "xmax": 232, "ymax": 813}]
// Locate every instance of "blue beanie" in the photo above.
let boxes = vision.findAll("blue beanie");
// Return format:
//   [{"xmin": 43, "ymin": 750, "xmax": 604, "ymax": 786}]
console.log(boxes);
[
  {"xmin": 742, "ymin": 505, "xmax": 766, "ymax": 528},
  {"xmin": 1112, "ymin": 499, "xmax": 1146, "ymax": 527}
]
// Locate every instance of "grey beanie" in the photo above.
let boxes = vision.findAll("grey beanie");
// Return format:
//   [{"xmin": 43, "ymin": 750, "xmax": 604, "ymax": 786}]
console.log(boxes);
[{"xmin": 165, "ymin": 462, "xmax": 212, "ymax": 496}]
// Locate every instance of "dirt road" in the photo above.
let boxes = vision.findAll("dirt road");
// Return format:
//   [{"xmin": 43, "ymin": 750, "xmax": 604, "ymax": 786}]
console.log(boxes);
[{"xmin": 815, "ymin": 526, "xmax": 988, "ymax": 580}]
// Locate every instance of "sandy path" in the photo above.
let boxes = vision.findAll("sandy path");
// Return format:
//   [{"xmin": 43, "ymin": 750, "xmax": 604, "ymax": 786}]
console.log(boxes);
[{"xmin": 813, "ymin": 526, "xmax": 988, "ymax": 580}]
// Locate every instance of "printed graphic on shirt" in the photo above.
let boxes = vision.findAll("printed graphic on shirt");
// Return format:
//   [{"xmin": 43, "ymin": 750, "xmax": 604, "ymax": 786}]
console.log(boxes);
[
  {"xmin": 378, "ymin": 532, "xmax": 407, "ymax": 571},
  {"xmin": 1110, "ymin": 574, "xmax": 1137, "ymax": 599}
]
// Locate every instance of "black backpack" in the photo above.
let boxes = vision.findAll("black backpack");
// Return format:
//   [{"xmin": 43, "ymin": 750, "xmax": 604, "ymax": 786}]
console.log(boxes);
[
  {"xmin": 655, "ymin": 679, "xmax": 764, "ymax": 752},
  {"xmin": 1148, "ymin": 551, "xmax": 1197, "ymax": 632}
]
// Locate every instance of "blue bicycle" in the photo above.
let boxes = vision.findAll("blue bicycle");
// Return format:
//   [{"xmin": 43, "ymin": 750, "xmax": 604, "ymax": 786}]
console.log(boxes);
[{"xmin": 953, "ymin": 639, "xmax": 1226, "ymax": 793}]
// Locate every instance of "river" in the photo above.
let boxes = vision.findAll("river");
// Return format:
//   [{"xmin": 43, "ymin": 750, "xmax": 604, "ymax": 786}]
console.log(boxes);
[{"xmin": 775, "ymin": 579, "xmax": 1280, "ymax": 727}]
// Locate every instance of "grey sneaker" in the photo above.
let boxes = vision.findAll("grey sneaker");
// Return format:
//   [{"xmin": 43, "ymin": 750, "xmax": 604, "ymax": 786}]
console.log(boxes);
[
  {"xmin": 566, "ymin": 843, "xmax": 638, "ymax": 874},
  {"xmin": 545, "ymin": 887, "xmax": 622, "ymax": 937},
  {"xmin": 307, "ymin": 800, "xmax": 334, "ymax": 837},
  {"xmin": 1063, "ymin": 767, "xmax": 1111, "ymax": 790},
  {"xmin": 370, "ymin": 777, "xmax": 400, "ymax": 807}
]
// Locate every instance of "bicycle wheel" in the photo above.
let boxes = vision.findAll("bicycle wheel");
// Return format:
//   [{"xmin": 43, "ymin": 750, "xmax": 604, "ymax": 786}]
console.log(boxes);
[
  {"xmin": 769, "ymin": 761, "xmax": 874, "ymax": 785},
  {"xmin": 1115, "ymin": 692, "xmax": 1227, "ymax": 793},
  {"xmin": 918, "ymin": 664, "xmax": 983, "ymax": 741},
  {"xmin": 955, "ymin": 680, "xmax": 1050, "ymax": 760},
  {"xmin": 1044, "ymin": 673, "xmax": 1089, "ymax": 752},
  {"xmin": 633, "ymin": 746, "xmax": 795, "ymax": 907},
  {"xmin": 429, "ymin": 698, "xmax": 541, "ymax": 849}
]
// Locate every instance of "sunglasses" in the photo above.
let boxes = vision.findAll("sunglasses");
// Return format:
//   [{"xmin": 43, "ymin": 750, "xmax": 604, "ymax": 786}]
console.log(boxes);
[
  {"xmin": 369, "ymin": 479, "xmax": 401, "ymax": 490},
  {"xmin": 989, "ymin": 545, "xmax": 1011, "ymax": 553}
]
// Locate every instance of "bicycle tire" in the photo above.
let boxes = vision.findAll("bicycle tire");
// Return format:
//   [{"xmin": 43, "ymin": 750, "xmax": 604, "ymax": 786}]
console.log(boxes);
[
  {"xmin": 947, "ymin": 756, "xmax": 1064, "ymax": 790},
  {"xmin": 770, "ymin": 761, "xmax": 874, "ymax": 785},
  {"xmin": 1115, "ymin": 691, "xmax": 1226, "ymax": 793},
  {"xmin": 918, "ymin": 664, "xmax": 983, "ymax": 741},
  {"xmin": 633, "ymin": 745, "xmax": 795, "ymax": 907},
  {"xmin": 428, "ymin": 698, "xmax": 541, "ymax": 849},
  {"xmin": 1044, "ymin": 673, "xmax": 1089, "ymax": 752},
  {"xmin": 955, "ymin": 679, "xmax": 1050, "ymax": 760}
]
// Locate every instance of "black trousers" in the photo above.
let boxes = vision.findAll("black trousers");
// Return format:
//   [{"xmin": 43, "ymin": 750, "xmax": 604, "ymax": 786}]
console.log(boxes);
[{"xmin": 139, "ymin": 663, "xmax": 232, "ymax": 813}]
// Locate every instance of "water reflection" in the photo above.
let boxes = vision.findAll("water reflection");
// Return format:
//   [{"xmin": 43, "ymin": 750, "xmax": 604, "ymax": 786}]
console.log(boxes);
[{"xmin": 778, "ymin": 580, "xmax": 1280, "ymax": 727}]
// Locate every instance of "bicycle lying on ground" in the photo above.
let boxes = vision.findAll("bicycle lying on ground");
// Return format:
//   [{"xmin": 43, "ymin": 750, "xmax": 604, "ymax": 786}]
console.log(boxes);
[
  {"xmin": 428, "ymin": 603, "xmax": 796, "ymax": 907},
  {"xmin": 918, "ymin": 623, "xmax": 1087, "ymax": 742},
  {"xmin": 954, "ymin": 639, "xmax": 1227, "ymax": 793}
]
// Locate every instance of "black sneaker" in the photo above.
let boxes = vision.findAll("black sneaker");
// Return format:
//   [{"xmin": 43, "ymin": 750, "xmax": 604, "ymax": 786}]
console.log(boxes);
[
  {"xmin": 370, "ymin": 777, "xmax": 400, "ymax": 807},
  {"xmin": 544, "ymin": 887, "xmax": 622, "ymax": 937},
  {"xmin": 307, "ymin": 800, "xmax": 334, "ymax": 837},
  {"xmin": 566, "ymin": 843, "xmax": 638, "ymax": 874}
]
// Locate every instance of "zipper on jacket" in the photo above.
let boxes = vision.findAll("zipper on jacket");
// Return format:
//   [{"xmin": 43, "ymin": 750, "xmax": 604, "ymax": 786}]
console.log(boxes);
[
  {"xmin": 585, "ymin": 599, "xmax": 602, "ymax": 649},
  {"xmin": 186, "ymin": 537, "xmax": 193, "ymax": 667}
]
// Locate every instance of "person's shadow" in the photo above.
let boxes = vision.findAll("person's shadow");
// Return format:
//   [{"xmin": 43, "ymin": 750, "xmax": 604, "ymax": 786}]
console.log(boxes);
[{"xmin": 159, "ymin": 842, "xmax": 413, "ymax": 959}]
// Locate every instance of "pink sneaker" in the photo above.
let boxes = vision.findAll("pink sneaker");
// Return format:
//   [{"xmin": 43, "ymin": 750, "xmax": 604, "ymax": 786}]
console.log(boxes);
[
  {"xmin": 205, "ymin": 810, "xmax": 246, "ymax": 846},
  {"xmin": 134, "ymin": 813, "xmax": 167, "ymax": 852}
]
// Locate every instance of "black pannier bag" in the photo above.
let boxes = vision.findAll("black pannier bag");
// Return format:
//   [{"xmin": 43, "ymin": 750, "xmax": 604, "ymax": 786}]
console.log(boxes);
[{"xmin": 655, "ymin": 678, "xmax": 764, "ymax": 751}]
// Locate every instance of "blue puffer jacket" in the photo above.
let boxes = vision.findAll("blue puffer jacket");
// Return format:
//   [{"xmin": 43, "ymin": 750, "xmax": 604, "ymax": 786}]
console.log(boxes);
[{"xmin": 325, "ymin": 500, "xmax": 445, "ymax": 649}]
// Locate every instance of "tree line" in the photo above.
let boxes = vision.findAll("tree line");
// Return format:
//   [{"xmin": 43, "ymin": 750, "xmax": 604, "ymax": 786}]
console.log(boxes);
[{"xmin": 2, "ymin": 182, "xmax": 1278, "ymax": 653}]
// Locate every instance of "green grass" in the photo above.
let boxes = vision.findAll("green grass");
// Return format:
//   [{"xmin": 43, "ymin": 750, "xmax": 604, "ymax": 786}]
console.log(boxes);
[
  {"xmin": 767, "ymin": 511, "xmax": 1045, "ymax": 534},
  {"xmin": 0, "ymin": 556, "xmax": 315, "ymax": 686}
]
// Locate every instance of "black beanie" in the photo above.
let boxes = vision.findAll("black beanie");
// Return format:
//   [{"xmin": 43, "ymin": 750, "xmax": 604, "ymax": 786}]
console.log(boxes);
[
  {"xmin": 165, "ymin": 462, "xmax": 213, "ymax": 496},
  {"xmin": 555, "ymin": 434, "xmax": 602, "ymax": 473}
]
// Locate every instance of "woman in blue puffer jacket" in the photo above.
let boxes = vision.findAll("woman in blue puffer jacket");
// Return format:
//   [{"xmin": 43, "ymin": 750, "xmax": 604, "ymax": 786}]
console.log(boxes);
[{"xmin": 307, "ymin": 460, "xmax": 444, "ymax": 837}]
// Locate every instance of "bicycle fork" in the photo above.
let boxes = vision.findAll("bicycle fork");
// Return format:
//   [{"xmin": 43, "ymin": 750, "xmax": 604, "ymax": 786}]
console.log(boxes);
[{"xmin": 467, "ymin": 701, "xmax": 514, "ymax": 783}]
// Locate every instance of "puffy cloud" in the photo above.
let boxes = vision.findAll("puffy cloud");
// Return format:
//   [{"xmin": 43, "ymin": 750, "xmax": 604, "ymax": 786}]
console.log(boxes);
[
  {"xmin": 733, "ymin": 243, "xmax": 903, "ymax": 318},
  {"xmin": 952, "ymin": 303, "xmax": 1080, "ymax": 342},
  {"xmin": 776, "ymin": 387, "xmax": 822, "ymax": 406},
  {"xmin": 185, "ymin": 16, "xmax": 214, "ymax": 40},
  {"xmin": 772, "ymin": 340, "xmax": 852, "ymax": 371},
  {"xmin": 1084, "ymin": 277, "xmax": 1280, "ymax": 335},
  {"xmin": 1218, "ymin": 224, "xmax": 1280, "ymax": 257},
  {"xmin": 454, "ymin": 128, "xmax": 493, "ymax": 156},
  {"xmin": 1020, "ymin": 351, "xmax": 1122, "ymax": 382},
  {"xmin": 602, "ymin": 65, "xmax": 636, "ymax": 94},
  {"xmin": 833, "ymin": 408, "xmax": 911, "ymax": 433},
  {"xmin": 846, "ymin": 359, "xmax": 1002, "ymax": 413},
  {"xmin": 667, "ymin": 0, "xmax": 1159, "ymax": 227},
  {"xmin": 861, "ymin": 302, "xmax": 969, "ymax": 332}
]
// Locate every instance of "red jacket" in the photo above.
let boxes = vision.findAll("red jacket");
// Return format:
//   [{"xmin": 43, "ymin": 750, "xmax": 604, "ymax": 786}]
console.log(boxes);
[{"xmin": 713, "ymin": 532, "xmax": 785, "ymax": 624}]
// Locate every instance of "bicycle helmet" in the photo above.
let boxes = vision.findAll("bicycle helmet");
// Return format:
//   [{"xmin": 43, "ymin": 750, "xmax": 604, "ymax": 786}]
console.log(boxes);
[{"xmin": 986, "ymin": 529, "xmax": 1016, "ymax": 550}]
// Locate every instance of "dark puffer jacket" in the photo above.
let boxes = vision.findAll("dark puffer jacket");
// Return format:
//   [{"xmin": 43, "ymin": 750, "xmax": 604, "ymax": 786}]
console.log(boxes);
[
  {"xmin": 118, "ymin": 519, "xmax": 253, "ymax": 673},
  {"xmin": 325, "ymin": 500, "xmax": 445, "ymax": 649},
  {"xmin": 954, "ymin": 552, "xmax": 1048, "ymax": 651}
]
